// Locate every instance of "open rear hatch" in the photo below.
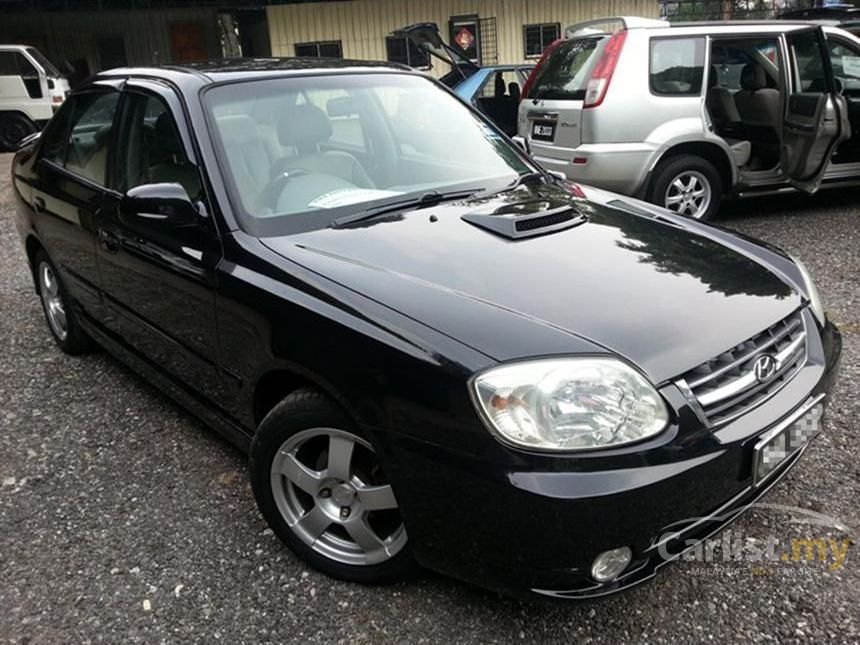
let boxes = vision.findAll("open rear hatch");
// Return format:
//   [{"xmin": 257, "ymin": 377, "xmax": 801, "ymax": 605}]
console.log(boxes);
[{"xmin": 392, "ymin": 22, "xmax": 480, "ymax": 87}]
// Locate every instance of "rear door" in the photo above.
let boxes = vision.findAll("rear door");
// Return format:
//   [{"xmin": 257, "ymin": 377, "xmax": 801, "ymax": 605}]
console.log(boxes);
[
  {"xmin": 519, "ymin": 35, "xmax": 606, "ymax": 157},
  {"xmin": 782, "ymin": 27, "xmax": 850, "ymax": 192}
]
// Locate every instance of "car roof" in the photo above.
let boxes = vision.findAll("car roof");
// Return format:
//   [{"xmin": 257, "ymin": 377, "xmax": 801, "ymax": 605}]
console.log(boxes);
[{"xmin": 97, "ymin": 57, "xmax": 413, "ymax": 85}]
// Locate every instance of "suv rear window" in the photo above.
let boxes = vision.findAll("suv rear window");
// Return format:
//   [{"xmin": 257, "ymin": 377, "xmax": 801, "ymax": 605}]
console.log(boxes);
[
  {"xmin": 650, "ymin": 37, "xmax": 705, "ymax": 96},
  {"xmin": 527, "ymin": 36, "xmax": 605, "ymax": 100}
]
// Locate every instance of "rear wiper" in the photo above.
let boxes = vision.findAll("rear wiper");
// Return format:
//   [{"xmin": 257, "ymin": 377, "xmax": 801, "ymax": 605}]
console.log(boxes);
[{"xmin": 330, "ymin": 188, "xmax": 482, "ymax": 228}]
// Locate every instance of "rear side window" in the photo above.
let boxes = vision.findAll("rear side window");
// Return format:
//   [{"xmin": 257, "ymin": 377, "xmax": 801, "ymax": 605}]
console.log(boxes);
[
  {"xmin": 526, "ymin": 37, "xmax": 605, "ymax": 101},
  {"xmin": 64, "ymin": 91, "xmax": 120, "ymax": 185},
  {"xmin": 650, "ymin": 37, "xmax": 705, "ymax": 96}
]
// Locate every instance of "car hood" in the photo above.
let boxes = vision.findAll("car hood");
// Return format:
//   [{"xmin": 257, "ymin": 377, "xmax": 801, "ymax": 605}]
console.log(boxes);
[{"xmin": 261, "ymin": 184, "xmax": 800, "ymax": 383}]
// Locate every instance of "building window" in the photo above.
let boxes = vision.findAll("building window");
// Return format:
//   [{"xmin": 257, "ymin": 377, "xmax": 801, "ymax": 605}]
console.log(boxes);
[
  {"xmin": 295, "ymin": 41, "xmax": 343, "ymax": 58},
  {"xmin": 385, "ymin": 36, "xmax": 430, "ymax": 69},
  {"xmin": 523, "ymin": 23, "xmax": 560, "ymax": 58}
]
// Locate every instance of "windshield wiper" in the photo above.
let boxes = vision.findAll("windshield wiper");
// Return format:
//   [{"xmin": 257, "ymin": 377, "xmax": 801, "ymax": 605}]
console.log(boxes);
[{"xmin": 330, "ymin": 188, "xmax": 482, "ymax": 229}]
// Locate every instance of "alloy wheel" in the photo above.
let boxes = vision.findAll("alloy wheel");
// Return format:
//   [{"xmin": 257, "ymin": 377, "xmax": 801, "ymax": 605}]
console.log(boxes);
[
  {"xmin": 663, "ymin": 170, "xmax": 711, "ymax": 219},
  {"xmin": 39, "ymin": 262, "xmax": 68, "ymax": 341},
  {"xmin": 270, "ymin": 427, "xmax": 407, "ymax": 566}
]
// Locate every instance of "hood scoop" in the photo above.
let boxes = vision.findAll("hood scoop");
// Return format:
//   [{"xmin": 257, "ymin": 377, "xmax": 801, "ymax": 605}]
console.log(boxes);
[{"xmin": 461, "ymin": 199, "xmax": 587, "ymax": 240}]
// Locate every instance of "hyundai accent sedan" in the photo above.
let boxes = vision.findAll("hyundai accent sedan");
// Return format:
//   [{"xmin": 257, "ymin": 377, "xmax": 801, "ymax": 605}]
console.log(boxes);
[{"xmin": 11, "ymin": 59, "xmax": 841, "ymax": 599}]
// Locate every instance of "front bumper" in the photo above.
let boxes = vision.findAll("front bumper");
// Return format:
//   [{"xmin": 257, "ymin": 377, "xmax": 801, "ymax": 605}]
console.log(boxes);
[{"xmin": 383, "ymin": 317, "xmax": 841, "ymax": 599}]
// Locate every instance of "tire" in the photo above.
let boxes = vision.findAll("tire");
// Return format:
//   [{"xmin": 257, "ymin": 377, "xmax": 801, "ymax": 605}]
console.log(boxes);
[
  {"xmin": 250, "ymin": 388, "xmax": 416, "ymax": 584},
  {"xmin": 0, "ymin": 113, "xmax": 38, "ymax": 152},
  {"xmin": 648, "ymin": 154, "xmax": 723, "ymax": 221},
  {"xmin": 34, "ymin": 250, "xmax": 94, "ymax": 355}
]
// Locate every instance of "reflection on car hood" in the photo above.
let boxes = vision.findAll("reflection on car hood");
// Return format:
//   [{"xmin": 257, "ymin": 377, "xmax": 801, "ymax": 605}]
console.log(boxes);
[{"xmin": 261, "ymin": 183, "xmax": 800, "ymax": 383}]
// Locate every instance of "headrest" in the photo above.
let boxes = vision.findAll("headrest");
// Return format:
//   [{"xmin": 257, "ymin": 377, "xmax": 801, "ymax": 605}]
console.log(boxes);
[
  {"xmin": 216, "ymin": 114, "xmax": 259, "ymax": 144},
  {"xmin": 508, "ymin": 82, "xmax": 520, "ymax": 101},
  {"xmin": 740, "ymin": 63, "xmax": 766, "ymax": 91},
  {"xmin": 278, "ymin": 104, "xmax": 332, "ymax": 148}
]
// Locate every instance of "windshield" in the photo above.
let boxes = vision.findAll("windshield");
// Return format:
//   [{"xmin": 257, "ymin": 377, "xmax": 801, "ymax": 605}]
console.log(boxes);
[
  {"xmin": 528, "ymin": 37, "xmax": 605, "ymax": 101},
  {"xmin": 25, "ymin": 47, "xmax": 62, "ymax": 78},
  {"xmin": 205, "ymin": 73, "xmax": 531, "ymax": 234}
]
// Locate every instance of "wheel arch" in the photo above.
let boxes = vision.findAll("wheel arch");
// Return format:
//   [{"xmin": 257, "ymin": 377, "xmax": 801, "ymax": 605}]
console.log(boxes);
[
  {"xmin": 251, "ymin": 363, "xmax": 360, "ymax": 429},
  {"xmin": 648, "ymin": 141, "xmax": 735, "ymax": 197}
]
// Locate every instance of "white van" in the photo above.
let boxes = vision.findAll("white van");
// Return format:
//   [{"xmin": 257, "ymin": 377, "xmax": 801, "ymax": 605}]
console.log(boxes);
[{"xmin": 0, "ymin": 45, "xmax": 70, "ymax": 151}]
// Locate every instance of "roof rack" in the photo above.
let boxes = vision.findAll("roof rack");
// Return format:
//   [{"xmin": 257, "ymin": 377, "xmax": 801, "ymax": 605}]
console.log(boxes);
[{"xmin": 564, "ymin": 16, "xmax": 666, "ymax": 39}]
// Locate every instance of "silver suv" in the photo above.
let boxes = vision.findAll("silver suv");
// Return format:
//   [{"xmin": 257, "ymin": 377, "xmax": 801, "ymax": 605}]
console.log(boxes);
[{"xmin": 517, "ymin": 17, "xmax": 860, "ymax": 220}]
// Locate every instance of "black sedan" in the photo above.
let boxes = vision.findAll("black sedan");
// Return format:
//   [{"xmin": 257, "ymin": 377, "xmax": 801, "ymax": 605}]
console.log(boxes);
[{"xmin": 10, "ymin": 59, "xmax": 841, "ymax": 599}]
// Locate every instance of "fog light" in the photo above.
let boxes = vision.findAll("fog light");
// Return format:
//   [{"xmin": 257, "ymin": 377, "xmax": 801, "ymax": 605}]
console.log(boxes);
[{"xmin": 591, "ymin": 546, "xmax": 632, "ymax": 583}]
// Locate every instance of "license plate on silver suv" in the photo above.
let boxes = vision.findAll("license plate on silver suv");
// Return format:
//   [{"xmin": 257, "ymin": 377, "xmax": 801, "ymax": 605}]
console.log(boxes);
[
  {"xmin": 753, "ymin": 394, "xmax": 824, "ymax": 486},
  {"xmin": 531, "ymin": 121, "xmax": 555, "ymax": 141}
]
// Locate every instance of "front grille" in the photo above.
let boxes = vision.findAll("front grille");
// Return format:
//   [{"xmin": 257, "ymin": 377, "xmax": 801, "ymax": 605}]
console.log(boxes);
[{"xmin": 678, "ymin": 310, "xmax": 807, "ymax": 426}]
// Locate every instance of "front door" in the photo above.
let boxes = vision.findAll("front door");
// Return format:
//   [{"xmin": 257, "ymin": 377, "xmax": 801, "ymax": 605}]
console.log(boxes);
[
  {"xmin": 782, "ymin": 27, "xmax": 850, "ymax": 192},
  {"xmin": 96, "ymin": 80, "xmax": 224, "ymax": 403}
]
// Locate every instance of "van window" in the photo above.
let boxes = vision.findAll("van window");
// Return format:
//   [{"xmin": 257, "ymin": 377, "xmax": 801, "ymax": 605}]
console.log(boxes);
[
  {"xmin": 526, "ymin": 37, "xmax": 605, "ymax": 101},
  {"xmin": 650, "ymin": 38, "xmax": 705, "ymax": 96}
]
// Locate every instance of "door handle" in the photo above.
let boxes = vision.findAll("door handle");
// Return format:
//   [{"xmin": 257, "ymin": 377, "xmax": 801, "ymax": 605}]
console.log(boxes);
[
  {"xmin": 98, "ymin": 229, "xmax": 120, "ymax": 254},
  {"xmin": 33, "ymin": 196, "xmax": 45, "ymax": 213}
]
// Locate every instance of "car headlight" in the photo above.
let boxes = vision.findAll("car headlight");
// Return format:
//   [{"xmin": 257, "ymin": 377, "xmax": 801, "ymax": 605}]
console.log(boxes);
[
  {"xmin": 470, "ymin": 358, "xmax": 669, "ymax": 451},
  {"xmin": 792, "ymin": 256, "xmax": 825, "ymax": 326}
]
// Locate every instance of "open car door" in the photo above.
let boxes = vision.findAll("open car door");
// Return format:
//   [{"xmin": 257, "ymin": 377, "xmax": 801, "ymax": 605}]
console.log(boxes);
[
  {"xmin": 392, "ymin": 23, "xmax": 479, "ymax": 88},
  {"xmin": 782, "ymin": 27, "xmax": 851, "ymax": 193}
]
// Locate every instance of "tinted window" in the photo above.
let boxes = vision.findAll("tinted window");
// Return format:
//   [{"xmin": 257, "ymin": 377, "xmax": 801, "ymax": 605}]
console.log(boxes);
[
  {"xmin": 115, "ymin": 92, "xmax": 201, "ymax": 198},
  {"xmin": 526, "ymin": 37, "xmax": 604, "ymax": 100},
  {"xmin": 650, "ymin": 38, "xmax": 705, "ymax": 96},
  {"xmin": 828, "ymin": 38, "xmax": 860, "ymax": 96},
  {"xmin": 40, "ymin": 101, "xmax": 74, "ymax": 164},
  {"xmin": 524, "ymin": 23, "xmax": 560, "ymax": 58},
  {"xmin": 65, "ymin": 91, "xmax": 120, "ymax": 185},
  {"xmin": 789, "ymin": 30, "xmax": 827, "ymax": 92}
]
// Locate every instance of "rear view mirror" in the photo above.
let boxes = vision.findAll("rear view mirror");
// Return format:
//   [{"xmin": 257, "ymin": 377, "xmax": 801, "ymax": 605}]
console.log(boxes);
[
  {"xmin": 120, "ymin": 183, "xmax": 198, "ymax": 227},
  {"xmin": 327, "ymin": 96, "xmax": 357, "ymax": 117}
]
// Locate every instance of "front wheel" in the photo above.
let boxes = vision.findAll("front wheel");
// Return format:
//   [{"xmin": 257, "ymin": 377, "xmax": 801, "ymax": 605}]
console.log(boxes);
[
  {"xmin": 250, "ymin": 389, "xmax": 415, "ymax": 584},
  {"xmin": 648, "ymin": 155, "xmax": 722, "ymax": 221}
]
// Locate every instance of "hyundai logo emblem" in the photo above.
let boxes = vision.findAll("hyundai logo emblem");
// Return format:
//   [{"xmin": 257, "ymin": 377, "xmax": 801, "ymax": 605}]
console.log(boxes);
[{"xmin": 753, "ymin": 354, "xmax": 778, "ymax": 383}]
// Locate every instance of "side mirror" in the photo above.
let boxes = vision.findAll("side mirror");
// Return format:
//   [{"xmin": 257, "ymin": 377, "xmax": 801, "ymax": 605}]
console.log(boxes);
[{"xmin": 120, "ymin": 183, "xmax": 198, "ymax": 228}]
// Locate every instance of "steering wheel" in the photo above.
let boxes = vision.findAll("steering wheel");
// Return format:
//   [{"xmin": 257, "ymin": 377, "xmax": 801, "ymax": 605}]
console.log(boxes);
[{"xmin": 255, "ymin": 168, "xmax": 311, "ymax": 212}]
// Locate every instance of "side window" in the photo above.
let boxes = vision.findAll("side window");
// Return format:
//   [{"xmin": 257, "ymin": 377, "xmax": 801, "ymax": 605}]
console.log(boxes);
[
  {"xmin": 650, "ymin": 37, "xmax": 705, "ymax": 96},
  {"xmin": 63, "ymin": 91, "xmax": 120, "ymax": 185},
  {"xmin": 0, "ymin": 52, "xmax": 17, "ymax": 75},
  {"xmin": 39, "ymin": 100, "xmax": 74, "ymax": 164},
  {"xmin": 478, "ymin": 70, "xmax": 522, "ymax": 100},
  {"xmin": 790, "ymin": 30, "xmax": 827, "ymax": 92},
  {"xmin": 828, "ymin": 38, "xmax": 860, "ymax": 97},
  {"xmin": 115, "ymin": 92, "xmax": 201, "ymax": 199}
]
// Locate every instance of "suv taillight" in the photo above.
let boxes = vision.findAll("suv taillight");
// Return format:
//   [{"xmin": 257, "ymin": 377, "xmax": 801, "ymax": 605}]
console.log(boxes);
[
  {"xmin": 521, "ymin": 38, "xmax": 563, "ymax": 101},
  {"xmin": 583, "ymin": 30, "xmax": 627, "ymax": 108}
]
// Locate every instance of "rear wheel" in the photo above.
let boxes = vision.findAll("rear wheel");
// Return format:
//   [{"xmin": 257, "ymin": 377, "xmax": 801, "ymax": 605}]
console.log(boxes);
[
  {"xmin": 250, "ymin": 389, "xmax": 415, "ymax": 584},
  {"xmin": 648, "ymin": 155, "xmax": 722, "ymax": 221},
  {"xmin": 0, "ymin": 113, "xmax": 38, "ymax": 152},
  {"xmin": 34, "ymin": 250, "xmax": 93, "ymax": 355}
]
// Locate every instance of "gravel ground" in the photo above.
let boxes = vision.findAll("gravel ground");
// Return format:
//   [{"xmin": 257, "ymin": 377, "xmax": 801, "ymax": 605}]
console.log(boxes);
[{"xmin": 1, "ymin": 151, "xmax": 858, "ymax": 644}]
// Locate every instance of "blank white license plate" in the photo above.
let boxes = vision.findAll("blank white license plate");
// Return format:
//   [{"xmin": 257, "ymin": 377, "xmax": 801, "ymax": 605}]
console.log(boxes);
[{"xmin": 753, "ymin": 396, "xmax": 824, "ymax": 485}]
